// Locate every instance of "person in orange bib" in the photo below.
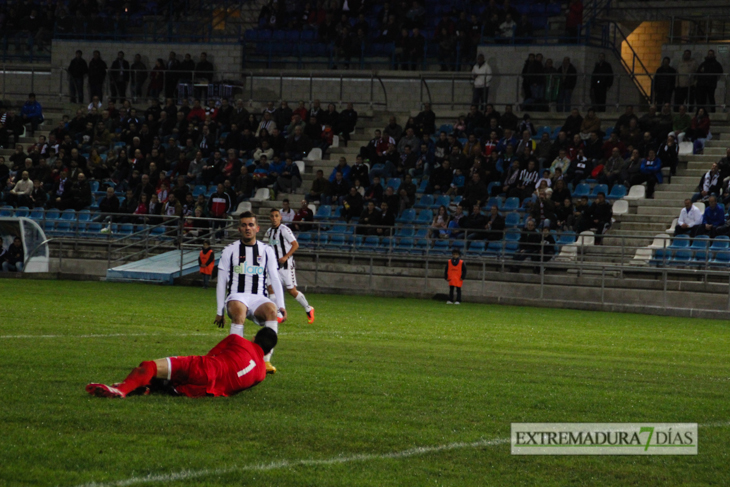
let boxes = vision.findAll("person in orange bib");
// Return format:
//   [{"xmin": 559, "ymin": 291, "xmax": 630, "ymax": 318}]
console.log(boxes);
[
  {"xmin": 445, "ymin": 248, "xmax": 467, "ymax": 304},
  {"xmin": 198, "ymin": 240, "xmax": 215, "ymax": 289}
]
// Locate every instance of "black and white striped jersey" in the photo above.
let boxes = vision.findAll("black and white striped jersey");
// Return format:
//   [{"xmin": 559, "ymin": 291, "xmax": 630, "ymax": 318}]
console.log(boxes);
[
  {"xmin": 264, "ymin": 224, "xmax": 297, "ymax": 270},
  {"xmin": 216, "ymin": 240, "xmax": 285, "ymax": 315}
]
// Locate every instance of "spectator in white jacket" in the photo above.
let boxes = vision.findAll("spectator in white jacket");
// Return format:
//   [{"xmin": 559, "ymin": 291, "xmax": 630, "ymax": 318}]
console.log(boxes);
[
  {"xmin": 674, "ymin": 198, "xmax": 703, "ymax": 236},
  {"xmin": 472, "ymin": 54, "xmax": 492, "ymax": 109}
]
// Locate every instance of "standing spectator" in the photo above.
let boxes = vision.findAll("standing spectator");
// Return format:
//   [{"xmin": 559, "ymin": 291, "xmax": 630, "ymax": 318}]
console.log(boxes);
[
  {"xmin": 20, "ymin": 93, "xmax": 43, "ymax": 136},
  {"xmin": 675, "ymin": 198, "xmax": 703, "ymax": 237},
  {"xmin": 654, "ymin": 56, "xmax": 676, "ymax": 107},
  {"xmin": 695, "ymin": 49, "xmax": 724, "ymax": 113},
  {"xmin": 590, "ymin": 53, "xmax": 614, "ymax": 112},
  {"xmin": 471, "ymin": 54, "xmax": 492, "ymax": 109},
  {"xmin": 109, "ymin": 51, "xmax": 130, "ymax": 103},
  {"xmin": 407, "ymin": 27, "xmax": 425, "ymax": 70},
  {"xmin": 165, "ymin": 52, "xmax": 181, "ymax": 100},
  {"xmin": 444, "ymin": 248, "xmax": 466, "ymax": 305},
  {"xmin": 68, "ymin": 50, "xmax": 88, "ymax": 104},
  {"xmin": 198, "ymin": 240, "xmax": 214, "ymax": 289},
  {"xmin": 89, "ymin": 51, "xmax": 107, "ymax": 101},
  {"xmin": 2, "ymin": 237, "xmax": 24, "ymax": 273},
  {"xmin": 148, "ymin": 59, "xmax": 165, "ymax": 100},
  {"xmin": 557, "ymin": 57, "xmax": 577, "ymax": 112},
  {"xmin": 208, "ymin": 184, "xmax": 232, "ymax": 241},
  {"xmin": 565, "ymin": 0, "xmax": 583, "ymax": 42},
  {"xmin": 675, "ymin": 50, "xmax": 698, "ymax": 112},
  {"xmin": 195, "ymin": 52, "xmax": 215, "ymax": 101},
  {"xmin": 130, "ymin": 54, "xmax": 148, "ymax": 103}
]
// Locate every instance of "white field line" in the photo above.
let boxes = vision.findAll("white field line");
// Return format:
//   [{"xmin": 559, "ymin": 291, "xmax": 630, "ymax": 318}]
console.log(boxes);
[
  {"xmin": 73, "ymin": 437, "xmax": 511, "ymax": 487},
  {"xmin": 71, "ymin": 421, "xmax": 730, "ymax": 487}
]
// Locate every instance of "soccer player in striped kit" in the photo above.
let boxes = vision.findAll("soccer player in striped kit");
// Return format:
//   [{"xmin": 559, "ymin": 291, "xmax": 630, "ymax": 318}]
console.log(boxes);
[
  {"xmin": 265, "ymin": 208, "xmax": 315, "ymax": 324},
  {"xmin": 214, "ymin": 212, "xmax": 286, "ymax": 374}
]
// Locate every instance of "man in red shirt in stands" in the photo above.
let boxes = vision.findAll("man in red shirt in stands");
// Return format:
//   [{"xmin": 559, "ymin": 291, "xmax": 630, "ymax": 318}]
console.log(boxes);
[{"xmin": 86, "ymin": 327, "xmax": 277, "ymax": 398}]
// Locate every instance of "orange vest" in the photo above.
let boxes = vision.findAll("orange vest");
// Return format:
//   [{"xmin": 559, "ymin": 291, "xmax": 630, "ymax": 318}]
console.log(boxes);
[
  {"xmin": 199, "ymin": 249, "xmax": 215, "ymax": 275},
  {"xmin": 447, "ymin": 260, "xmax": 463, "ymax": 287}
]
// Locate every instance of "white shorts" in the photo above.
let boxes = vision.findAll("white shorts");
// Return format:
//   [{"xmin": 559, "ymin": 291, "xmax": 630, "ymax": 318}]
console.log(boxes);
[
  {"xmin": 278, "ymin": 265, "xmax": 297, "ymax": 290},
  {"xmin": 226, "ymin": 293, "xmax": 274, "ymax": 326}
]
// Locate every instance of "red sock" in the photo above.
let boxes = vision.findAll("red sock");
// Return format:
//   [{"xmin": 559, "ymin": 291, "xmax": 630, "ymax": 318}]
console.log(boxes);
[{"xmin": 116, "ymin": 361, "xmax": 157, "ymax": 396}]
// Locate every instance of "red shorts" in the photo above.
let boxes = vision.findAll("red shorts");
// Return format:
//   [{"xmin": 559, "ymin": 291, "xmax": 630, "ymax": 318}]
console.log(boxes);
[{"xmin": 167, "ymin": 355, "xmax": 212, "ymax": 398}]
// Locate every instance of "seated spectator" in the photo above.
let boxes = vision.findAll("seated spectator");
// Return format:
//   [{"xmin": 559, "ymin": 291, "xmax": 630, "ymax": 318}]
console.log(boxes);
[
  {"xmin": 326, "ymin": 171, "xmax": 350, "ymax": 206},
  {"xmin": 357, "ymin": 200, "xmax": 381, "ymax": 234},
  {"xmin": 383, "ymin": 116, "xmax": 403, "ymax": 142},
  {"xmin": 657, "ymin": 135, "xmax": 679, "ymax": 177},
  {"xmin": 377, "ymin": 201, "xmax": 396, "ymax": 236},
  {"xmin": 20, "ymin": 93, "xmax": 44, "ymax": 136},
  {"xmin": 566, "ymin": 151, "xmax": 592, "ymax": 188},
  {"xmin": 279, "ymin": 199, "xmax": 295, "ymax": 223},
  {"xmin": 426, "ymin": 160, "xmax": 452, "ymax": 194},
  {"xmin": 306, "ymin": 169, "xmax": 330, "ymax": 204},
  {"xmin": 97, "ymin": 187, "xmax": 120, "ymax": 222},
  {"xmin": 460, "ymin": 204, "xmax": 487, "ymax": 240},
  {"xmin": 343, "ymin": 187, "xmax": 364, "ymax": 222},
  {"xmin": 691, "ymin": 162, "xmax": 721, "ymax": 203},
  {"xmin": 29, "ymin": 179, "xmax": 47, "ymax": 208},
  {"xmin": 622, "ymin": 149, "xmax": 642, "ymax": 188},
  {"xmin": 686, "ymin": 108, "xmax": 711, "ymax": 154},
  {"xmin": 510, "ymin": 219, "xmax": 543, "ymax": 273},
  {"xmin": 671, "ymin": 105, "xmax": 691, "ymax": 139},
  {"xmin": 274, "ymin": 158, "xmax": 302, "ymax": 195},
  {"xmin": 579, "ymin": 108, "xmax": 601, "ymax": 140},
  {"xmin": 292, "ymin": 199, "xmax": 314, "ymax": 232},
  {"xmin": 675, "ymin": 198, "xmax": 704, "ymax": 237},
  {"xmin": 598, "ymin": 147, "xmax": 625, "ymax": 189},
  {"xmin": 697, "ymin": 196, "xmax": 724, "ymax": 237},
  {"xmin": 484, "ymin": 205, "xmax": 506, "ymax": 241},
  {"xmin": 8, "ymin": 171, "xmax": 33, "ymax": 207},
  {"xmin": 363, "ymin": 176, "xmax": 384, "ymax": 205},
  {"xmin": 549, "ymin": 149, "xmax": 571, "ymax": 175},
  {"xmin": 555, "ymin": 198, "xmax": 574, "ymax": 231},
  {"xmin": 561, "ymin": 108, "xmax": 583, "ymax": 138},
  {"xmin": 430, "ymin": 205, "xmax": 450, "ymax": 238},
  {"xmin": 530, "ymin": 189, "xmax": 556, "ymax": 229},
  {"xmin": 285, "ymin": 126, "xmax": 313, "ymax": 160},
  {"xmin": 2, "ymin": 237, "xmax": 25, "ymax": 273},
  {"xmin": 579, "ymin": 192, "xmax": 612, "ymax": 240},
  {"xmin": 632, "ymin": 148, "xmax": 662, "ymax": 199}
]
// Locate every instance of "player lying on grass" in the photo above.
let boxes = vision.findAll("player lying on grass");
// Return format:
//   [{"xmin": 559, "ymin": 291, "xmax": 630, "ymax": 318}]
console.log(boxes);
[
  {"xmin": 214, "ymin": 211, "xmax": 286, "ymax": 374},
  {"xmin": 86, "ymin": 327, "xmax": 277, "ymax": 398}
]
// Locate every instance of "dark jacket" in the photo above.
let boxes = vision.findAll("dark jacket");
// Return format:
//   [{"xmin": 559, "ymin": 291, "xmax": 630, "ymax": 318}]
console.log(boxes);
[
  {"xmin": 591, "ymin": 61, "xmax": 614, "ymax": 90},
  {"xmin": 696, "ymin": 57, "xmax": 724, "ymax": 89},
  {"xmin": 68, "ymin": 57, "xmax": 89, "ymax": 79},
  {"xmin": 88, "ymin": 58, "xmax": 107, "ymax": 84},
  {"xmin": 110, "ymin": 58, "xmax": 131, "ymax": 83}
]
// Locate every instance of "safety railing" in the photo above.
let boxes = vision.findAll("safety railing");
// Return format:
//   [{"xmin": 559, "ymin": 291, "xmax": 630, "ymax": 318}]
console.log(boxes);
[{"xmin": 0, "ymin": 34, "xmax": 51, "ymax": 63}]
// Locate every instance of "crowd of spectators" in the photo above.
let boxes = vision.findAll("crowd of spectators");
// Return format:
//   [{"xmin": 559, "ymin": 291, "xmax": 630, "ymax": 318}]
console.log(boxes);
[{"xmin": 0, "ymin": 91, "xmax": 358, "ymax": 242}]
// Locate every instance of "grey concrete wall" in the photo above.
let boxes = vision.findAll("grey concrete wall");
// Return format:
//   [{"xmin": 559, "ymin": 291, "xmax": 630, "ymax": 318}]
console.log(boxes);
[
  {"xmin": 0, "ymin": 66, "xmax": 56, "ymax": 103},
  {"xmin": 51, "ymin": 39, "xmax": 242, "ymax": 101},
  {"xmin": 661, "ymin": 43, "xmax": 730, "ymax": 108}
]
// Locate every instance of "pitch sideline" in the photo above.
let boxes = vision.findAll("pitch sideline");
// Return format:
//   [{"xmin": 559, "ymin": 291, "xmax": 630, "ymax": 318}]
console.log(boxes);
[{"xmin": 74, "ymin": 422, "xmax": 730, "ymax": 487}]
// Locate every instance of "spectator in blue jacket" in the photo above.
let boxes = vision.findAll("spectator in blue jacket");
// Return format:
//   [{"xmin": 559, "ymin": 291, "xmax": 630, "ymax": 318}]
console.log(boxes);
[
  {"xmin": 631, "ymin": 148, "xmax": 662, "ymax": 199},
  {"xmin": 329, "ymin": 157, "xmax": 351, "ymax": 182},
  {"xmin": 20, "ymin": 93, "xmax": 44, "ymax": 136},
  {"xmin": 699, "ymin": 195, "xmax": 725, "ymax": 237}
]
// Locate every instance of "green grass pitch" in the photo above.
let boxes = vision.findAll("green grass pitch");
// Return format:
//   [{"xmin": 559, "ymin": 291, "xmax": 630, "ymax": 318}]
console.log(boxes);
[{"xmin": 1, "ymin": 280, "xmax": 729, "ymax": 486}]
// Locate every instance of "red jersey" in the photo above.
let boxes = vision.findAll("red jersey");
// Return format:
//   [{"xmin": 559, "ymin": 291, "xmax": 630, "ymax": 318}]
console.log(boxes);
[{"xmin": 170, "ymin": 334, "xmax": 266, "ymax": 397}]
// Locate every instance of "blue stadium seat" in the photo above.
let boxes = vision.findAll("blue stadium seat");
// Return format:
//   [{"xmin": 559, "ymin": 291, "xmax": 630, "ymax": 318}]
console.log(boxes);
[
  {"xmin": 45, "ymin": 209, "xmax": 60, "ymax": 220},
  {"xmin": 330, "ymin": 225, "xmax": 347, "ymax": 234},
  {"xmin": 84, "ymin": 222, "xmax": 103, "ymax": 237},
  {"xmin": 396, "ymin": 208, "xmax": 416, "ymax": 224},
  {"xmin": 500, "ymin": 197, "xmax": 520, "ymax": 212},
  {"xmin": 667, "ymin": 235, "xmax": 690, "ymax": 251},
  {"xmin": 325, "ymin": 233, "xmax": 347, "ymax": 250},
  {"xmin": 362, "ymin": 236, "xmax": 380, "ymax": 251},
  {"xmin": 193, "ymin": 185, "xmax": 207, "ymax": 197},
  {"xmin": 414, "ymin": 194, "xmax": 434, "ymax": 209},
  {"xmin": 416, "ymin": 209, "xmax": 433, "ymax": 224},
  {"xmin": 589, "ymin": 184, "xmax": 609, "ymax": 198},
  {"xmin": 710, "ymin": 236, "xmax": 730, "ymax": 251},
  {"xmin": 415, "ymin": 228, "xmax": 429, "ymax": 239},
  {"xmin": 711, "ymin": 250, "xmax": 730, "ymax": 267},
  {"xmin": 572, "ymin": 183, "xmax": 590, "ymax": 199},
  {"xmin": 467, "ymin": 241, "xmax": 486, "ymax": 256},
  {"xmin": 54, "ymin": 220, "xmax": 71, "ymax": 236},
  {"xmin": 30, "ymin": 208, "xmax": 44, "ymax": 220},
  {"xmin": 15, "ymin": 206, "xmax": 30, "ymax": 218},
  {"xmin": 316, "ymin": 234, "xmax": 329, "ymax": 248},
  {"xmin": 505, "ymin": 230, "xmax": 521, "ymax": 242},
  {"xmin": 431, "ymin": 195, "xmax": 450, "ymax": 210},
  {"xmin": 438, "ymin": 124, "xmax": 453, "ymax": 134},
  {"xmin": 297, "ymin": 233, "xmax": 312, "ymax": 247},
  {"xmin": 395, "ymin": 226, "xmax": 415, "ymax": 238},
  {"xmin": 415, "ymin": 238, "xmax": 430, "ymax": 252},
  {"xmin": 90, "ymin": 181, "xmax": 100, "ymax": 193},
  {"xmin": 607, "ymin": 184, "xmax": 627, "ymax": 200},
  {"xmin": 394, "ymin": 237, "xmax": 414, "ymax": 254},
  {"xmin": 378, "ymin": 237, "xmax": 394, "ymax": 253},
  {"xmin": 328, "ymin": 206, "xmax": 342, "ymax": 220},
  {"xmin": 651, "ymin": 248, "xmax": 670, "ymax": 266},
  {"xmin": 417, "ymin": 180, "xmax": 429, "ymax": 193},
  {"xmin": 78, "ymin": 210, "xmax": 92, "ymax": 222},
  {"xmin": 314, "ymin": 205, "xmax": 332, "ymax": 220},
  {"xmin": 483, "ymin": 196, "xmax": 502, "ymax": 211},
  {"xmin": 557, "ymin": 231, "xmax": 576, "ymax": 246},
  {"xmin": 671, "ymin": 249, "xmax": 692, "ymax": 265},
  {"xmin": 505, "ymin": 212, "xmax": 521, "ymax": 228},
  {"xmin": 386, "ymin": 178, "xmax": 401, "ymax": 191},
  {"xmin": 119, "ymin": 224, "xmax": 134, "ymax": 236},
  {"xmin": 431, "ymin": 239, "xmax": 450, "ymax": 256},
  {"xmin": 60, "ymin": 209, "xmax": 76, "ymax": 221},
  {"xmin": 0, "ymin": 205, "xmax": 13, "ymax": 217}
]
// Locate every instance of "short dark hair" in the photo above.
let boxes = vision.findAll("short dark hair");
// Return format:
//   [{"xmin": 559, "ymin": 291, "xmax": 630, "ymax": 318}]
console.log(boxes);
[
  {"xmin": 270, "ymin": 208, "xmax": 280, "ymax": 214},
  {"xmin": 254, "ymin": 327, "xmax": 278, "ymax": 355},
  {"xmin": 239, "ymin": 211, "xmax": 257, "ymax": 223}
]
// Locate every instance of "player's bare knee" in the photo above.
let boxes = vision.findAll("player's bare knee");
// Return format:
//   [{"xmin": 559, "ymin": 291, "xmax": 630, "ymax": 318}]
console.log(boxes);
[
  {"xmin": 261, "ymin": 302, "xmax": 278, "ymax": 321},
  {"xmin": 227, "ymin": 300, "xmax": 248, "ymax": 323},
  {"xmin": 288, "ymin": 287, "xmax": 298, "ymax": 297}
]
